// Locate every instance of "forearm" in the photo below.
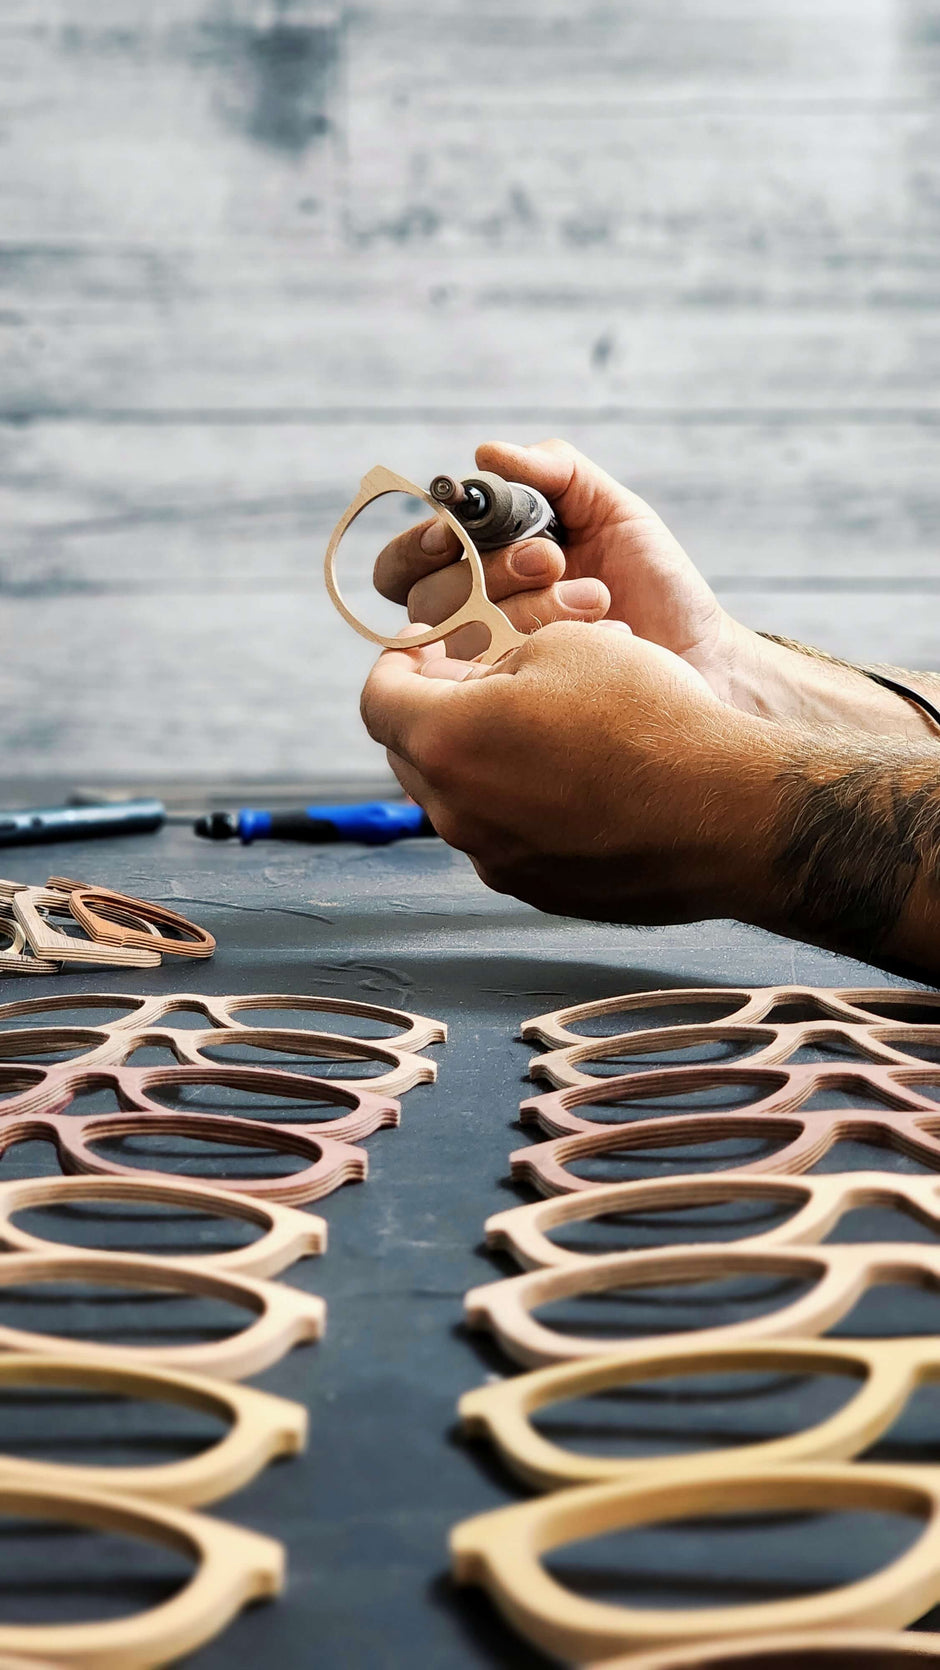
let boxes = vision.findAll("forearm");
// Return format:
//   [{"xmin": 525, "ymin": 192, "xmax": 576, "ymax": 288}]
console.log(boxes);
[{"xmin": 715, "ymin": 725, "xmax": 940, "ymax": 981}]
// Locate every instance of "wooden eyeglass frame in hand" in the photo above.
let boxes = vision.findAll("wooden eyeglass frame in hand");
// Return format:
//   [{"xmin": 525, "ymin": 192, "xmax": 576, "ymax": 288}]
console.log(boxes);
[{"xmin": 324, "ymin": 464, "xmax": 525, "ymax": 664}]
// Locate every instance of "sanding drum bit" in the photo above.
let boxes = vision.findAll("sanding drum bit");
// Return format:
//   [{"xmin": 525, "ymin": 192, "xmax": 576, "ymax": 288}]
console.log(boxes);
[{"xmin": 428, "ymin": 472, "xmax": 563, "ymax": 551}]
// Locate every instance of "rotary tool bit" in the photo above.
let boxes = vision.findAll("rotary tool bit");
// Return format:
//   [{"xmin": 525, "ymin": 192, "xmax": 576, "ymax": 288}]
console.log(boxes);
[{"xmin": 429, "ymin": 471, "xmax": 562, "ymax": 552}]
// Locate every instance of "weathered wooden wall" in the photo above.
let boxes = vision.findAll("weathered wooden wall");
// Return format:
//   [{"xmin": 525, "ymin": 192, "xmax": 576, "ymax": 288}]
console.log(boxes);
[{"xmin": 0, "ymin": 0, "xmax": 937, "ymax": 779}]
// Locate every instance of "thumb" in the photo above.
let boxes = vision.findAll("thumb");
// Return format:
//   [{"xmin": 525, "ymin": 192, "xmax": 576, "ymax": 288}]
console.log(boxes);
[{"xmin": 474, "ymin": 437, "xmax": 649, "ymax": 537}]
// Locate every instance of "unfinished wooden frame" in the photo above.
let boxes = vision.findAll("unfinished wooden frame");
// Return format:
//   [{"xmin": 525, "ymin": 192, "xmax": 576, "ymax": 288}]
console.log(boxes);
[
  {"xmin": 0, "ymin": 988, "xmax": 447, "ymax": 1053},
  {"xmin": 0, "ymin": 1058, "xmax": 399, "ymax": 1141},
  {"xmin": 12, "ymin": 887, "xmax": 163, "ymax": 968},
  {"xmin": 586, "ymin": 1631, "xmax": 940, "ymax": 1667},
  {"xmin": 0, "ymin": 1019, "xmax": 434, "ymax": 1096},
  {"xmin": 0, "ymin": 1101, "xmax": 368, "ymax": 1205},
  {"xmin": 530, "ymin": 1019, "xmax": 940, "ymax": 1089},
  {"xmin": 483, "ymin": 1170, "xmax": 940, "ymax": 1272},
  {"xmin": 0, "ymin": 1479, "xmax": 283, "ymax": 1668},
  {"xmin": 0, "ymin": 1173, "xmax": 326, "ymax": 1277},
  {"xmin": 0, "ymin": 1352, "xmax": 306, "ymax": 1506},
  {"xmin": 522, "ymin": 985, "xmax": 940, "ymax": 1049},
  {"xmin": 464, "ymin": 1241, "xmax": 940, "ymax": 1367},
  {"xmin": 324, "ymin": 464, "xmax": 524, "ymax": 664},
  {"xmin": 450, "ymin": 1461, "xmax": 940, "ymax": 1661},
  {"xmin": 457, "ymin": 1334, "xmax": 940, "ymax": 1490},
  {"xmin": 0, "ymin": 1247, "xmax": 324, "ymax": 1378},
  {"xmin": 68, "ymin": 887, "xmax": 215, "ymax": 958}
]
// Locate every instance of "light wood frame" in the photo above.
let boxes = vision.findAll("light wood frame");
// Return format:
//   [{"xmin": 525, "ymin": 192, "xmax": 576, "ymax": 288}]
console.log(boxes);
[
  {"xmin": 520, "ymin": 1060, "xmax": 940, "ymax": 1141},
  {"xmin": 584, "ymin": 1631, "xmax": 940, "ymax": 1667},
  {"xmin": 457, "ymin": 1334, "xmax": 940, "ymax": 1490},
  {"xmin": 0, "ymin": 912, "xmax": 59, "ymax": 977},
  {"xmin": 464, "ymin": 1241, "xmax": 940, "ymax": 1367},
  {"xmin": 324, "ymin": 464, "xmax": 524, "ymax": 664},
  {"xmin": 531, "ymin": 1018, "xmax": 940, "ymax": 1090},
  {"xmin": 0, "ymin": 1173, "xmax": 326, "ymax": 1277},
  {"xmin": 450, "ymin": 1461, "xmax": 940, "ymax": 1661},
  {"xmin": 0, "ymin": 1247, "xmax": 325, "ymax": 1378},
  {"xmin": 0, "ymin": 988, "xmax": 447, "ymax": 1053},
  {"xmin": 522, "ymin": 985, "xmax": 940, "ymax": 1049},
  {"xmin": 484, "ymin": 1169, "xmax": 940, "ymax": 1272},
  {"xmin": 0, "ymin": 1479, "xmax": 283, "ymax": 1668},
  {"xmin": 12, "ymin": 889, "xmax": 162, "ymax": 969},
  {"xmin": 0, "ymin": 1352, "xmax": 306, "ymax": 1506},
  {"xmin": 0, "ymin": 1019, "xmax": 434, "ymax": 1096}
]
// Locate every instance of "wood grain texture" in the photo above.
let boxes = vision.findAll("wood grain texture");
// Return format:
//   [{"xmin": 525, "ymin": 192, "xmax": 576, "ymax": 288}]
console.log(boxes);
[{"xmin": 0, "ymin": 0, "xmax": 936, "ymax": 775}]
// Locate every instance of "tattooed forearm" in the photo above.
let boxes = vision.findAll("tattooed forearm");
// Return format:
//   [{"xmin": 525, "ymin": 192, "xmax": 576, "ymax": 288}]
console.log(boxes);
[{"xmin": 773, "ymin": 753, "xmax": 940, "ymax": 957}]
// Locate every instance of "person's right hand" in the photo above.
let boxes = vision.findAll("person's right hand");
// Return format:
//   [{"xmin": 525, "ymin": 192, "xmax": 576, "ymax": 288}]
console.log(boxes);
[{"xmin": 374, "ymin": 438, "xmax": 733, "ymax": 675}]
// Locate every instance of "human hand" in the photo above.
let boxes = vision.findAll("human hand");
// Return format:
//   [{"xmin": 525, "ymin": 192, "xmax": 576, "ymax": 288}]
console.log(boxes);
[
  {"xmin": 359, "ymin": 620, "xmax": 768, "ymax": 926},
  {"xmin": 372, "ymin": 438, "xmax": 938, "ymax": 741}
]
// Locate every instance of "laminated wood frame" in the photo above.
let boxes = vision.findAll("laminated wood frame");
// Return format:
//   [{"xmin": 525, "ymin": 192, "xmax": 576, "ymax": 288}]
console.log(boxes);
[
  {"xmin": 0, "ymin": 1352, "xmax": 306, "ymax": 1506},
  {"xmin": 12, "ymin": 888, "xmax": 162, "ymax": 969},
  {"xmin": 0, "ymin": 1173, "xmax": 326, "ymax": 1277},
  {"xmin": 585, "ymin": 1631, "xmax": 940, "ymax": 1667},
  {"xmin": 0, "ymin": 1247, "xmax": 325, "ymax": 1378},
  {"xmin": 0, "ymin": 1019, "xmax": 434, "ymax": 1096},
  {"xmin": 0, "ymin": 1102, "xmax": 368, "ymax": 1206},
  {"xmin": 458, "ymin": 1334, "xmax": 940, "ymax": 1490},
  {"xmin": 0, "ymin": 988, "xmax": 447, "ymax": 1054},
  {"xmin": 0, "ymin": 1479, "xmax": 282, "ymax": 1668},
  {"xmin": 0, "ymin": 1059, "xmax": 399, "ymax": 1142},
  {"xmin": 519, "ymin": 1061, "xmax": 940, "ymax": 1141},
  {"xmin": 531, "ymin": 1019, "xmax": 940, "ymax": 1089},
  {"xmin": 324, "ymin": 464, "xmax": 524, "ymax": 664},
  {"xmin": 68, "ymin": 887, "xmax": 215, "ymax": 958},
  {"xmin": 450, "ymin": 1461, "xmax": 940, "ymax": 1661},
  {"xmin": 522, "ymin": 985, "xmax": 940, "ymax": 1049},
  {"xmin": 464, "ymin": 1241, "xmax": 940, "ymax": 1367},
  {"xmin": 483, "ymin": 1169, "xmax": 940, "ymax": 1272}
]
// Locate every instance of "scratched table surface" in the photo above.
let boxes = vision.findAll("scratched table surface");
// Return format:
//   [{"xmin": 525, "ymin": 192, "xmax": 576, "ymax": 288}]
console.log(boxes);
[{"xmin": 0, "ymin": 826, "xmax": 938, "ymax": 1663}]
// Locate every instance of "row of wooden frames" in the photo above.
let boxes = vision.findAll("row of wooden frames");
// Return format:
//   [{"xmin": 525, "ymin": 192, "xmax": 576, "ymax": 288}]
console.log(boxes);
[
  {"xmin": 0, "ymin": 875, "xmax": 215, "ymax": 972},
  {"xmin": 0, "ymin": 988, "xmax": 445, "ymax": 1667},
  {"xmin": 449, "ymin": 986, "xmax": 940, "ymax": 1666}
]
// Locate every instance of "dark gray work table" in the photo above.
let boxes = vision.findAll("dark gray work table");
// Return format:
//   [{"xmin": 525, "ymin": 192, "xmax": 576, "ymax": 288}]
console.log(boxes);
[{"xmin": 0, "ymin": 824, "xmax": 938, "ymax": 1665}]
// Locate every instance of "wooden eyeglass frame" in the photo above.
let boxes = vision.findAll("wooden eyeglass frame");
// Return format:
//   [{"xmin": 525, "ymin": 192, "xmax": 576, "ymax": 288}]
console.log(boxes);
[
  {"xmin": 0, "ymin": 1247, "xmax": 325, "ymax": 1378},
  {"xmin": 522, "ymin": 985, "xmax": 940, "ymax": 1049},
  {"xmin": 0, "ymin": 1172, "xmax": 326, "ymax": 1277},
  {"xmin": 464, "ymin": 1240, "xmax": 940, "ymax": 1367},
  {"xmin": 484, "ymin": 1169, "xmax": 940, "ymax": 1272},
  {"xmin": 0, "ymin": 1479, "xmax": 283, "ymax": 1668},
  {"xmin": 324, "ymin": 464, "xmax": 525, "ymax": 664},
  {"xmin": 0, "ymin": 1351, "xmax": 306, "ymax": 1506},
  {"xmin": 450, "ymin": 1459, "xmax": 940, "ymax": 1662},
  {"xmin": 458, "ymin": 1333, "xmax": 940, "ymax": 1491},
  {"xmin": 587, "ymin": 1631, "xmax": 940, "ymax": 1668}
]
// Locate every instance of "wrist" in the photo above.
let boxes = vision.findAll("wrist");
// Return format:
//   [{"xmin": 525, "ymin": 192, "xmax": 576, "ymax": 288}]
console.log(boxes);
[{"xmin": 718, "ymin": 619, "xmax": 939, "ymax": 743}]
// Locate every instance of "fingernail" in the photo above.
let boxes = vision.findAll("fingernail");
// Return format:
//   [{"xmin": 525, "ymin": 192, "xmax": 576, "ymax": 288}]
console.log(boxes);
[
  {"xmin": 420, "ymin": 521, "xmax": 450, "ymax": 555},
  {"xmin": 558, "ymin": 578, "xmax": 604, "ymax": 611},
  {"xmin": 597, "ymin": 618, "xmax": 633, "ymax": 634},
  {"xmin": 510, "ymin": 546, "xmax": 548, "ymax": 578}
]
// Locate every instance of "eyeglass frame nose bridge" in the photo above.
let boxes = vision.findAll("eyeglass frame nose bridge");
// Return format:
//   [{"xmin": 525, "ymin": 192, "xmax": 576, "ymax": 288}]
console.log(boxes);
[{"xmin": 324, "ymin": 464, "xmax": 525, "ymax": 665}]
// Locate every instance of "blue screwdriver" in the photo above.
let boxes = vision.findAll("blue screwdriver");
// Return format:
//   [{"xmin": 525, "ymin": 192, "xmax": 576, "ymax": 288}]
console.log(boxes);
[{"xmin": 193, "ymin": 801, "xmax": 434, "ymax": 846}]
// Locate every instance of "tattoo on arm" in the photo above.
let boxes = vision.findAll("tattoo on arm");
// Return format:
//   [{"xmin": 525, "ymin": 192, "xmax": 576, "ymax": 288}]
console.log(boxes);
[{"xmin": 773, "ymin": 756, "xmax": 940, "ymax": 955}]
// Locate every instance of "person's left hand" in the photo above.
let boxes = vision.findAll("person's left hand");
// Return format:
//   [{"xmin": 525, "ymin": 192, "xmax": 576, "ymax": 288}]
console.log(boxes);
[{"xmin": 359, "ymin": 621, "xmax": 771, "ymax": 925}]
